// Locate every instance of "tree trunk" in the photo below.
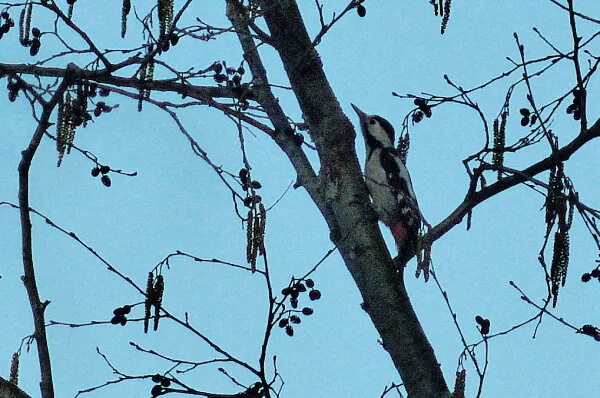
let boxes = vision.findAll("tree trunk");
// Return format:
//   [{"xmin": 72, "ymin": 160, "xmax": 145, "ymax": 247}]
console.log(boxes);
[{"xmin": 256, "ymin": 1, "xmax": 449, "ymax": 396}]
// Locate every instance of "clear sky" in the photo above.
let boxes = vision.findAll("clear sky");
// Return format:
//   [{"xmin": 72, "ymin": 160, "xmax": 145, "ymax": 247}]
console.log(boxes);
[{"xmin": 1, "ymin": 1, "xmax": 599, "ymax": 397}]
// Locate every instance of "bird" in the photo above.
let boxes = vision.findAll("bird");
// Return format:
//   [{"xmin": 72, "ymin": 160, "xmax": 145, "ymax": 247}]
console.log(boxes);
[{"xmin": 352, "ymin": 104, "xmax": 420, "ymax": 262}]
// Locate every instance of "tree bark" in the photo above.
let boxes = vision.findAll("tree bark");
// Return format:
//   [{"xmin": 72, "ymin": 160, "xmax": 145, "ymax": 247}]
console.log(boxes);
[
  {"xmin": 17, "ymin": 74, "xmax": 71, "ymax": 398},
  {"xmin": 255, "ymin": 1, "xmax": 449, "ymax": 396},
  {"xmin": 0, "ymin": 376, "xmax": 32, "ymax": 398}
]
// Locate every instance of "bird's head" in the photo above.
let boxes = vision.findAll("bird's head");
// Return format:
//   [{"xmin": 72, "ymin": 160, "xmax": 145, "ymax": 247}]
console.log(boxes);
[{"xmin": 351, "ymin": 104, "xmax": 396, "ymax": 150}]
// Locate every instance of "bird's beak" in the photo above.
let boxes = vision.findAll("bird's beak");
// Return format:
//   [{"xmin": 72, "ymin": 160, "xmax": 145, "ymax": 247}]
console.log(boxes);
[{"xmin": 351, "ymin": 103, "xmax": 367, "ymax": 121}]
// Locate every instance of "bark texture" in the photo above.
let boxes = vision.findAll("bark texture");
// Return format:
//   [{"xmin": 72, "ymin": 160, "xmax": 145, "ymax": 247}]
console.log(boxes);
[
  {"xmin": 0, "ymin": 377, "xmax": 32, "ymax": 398},
  {"xmin": 17, "ymin": 73, "xmax": 71, "ymax": 398},
  {"xmin": 254, "ymin": 1, "xmax": 449, "ymax": 396}
]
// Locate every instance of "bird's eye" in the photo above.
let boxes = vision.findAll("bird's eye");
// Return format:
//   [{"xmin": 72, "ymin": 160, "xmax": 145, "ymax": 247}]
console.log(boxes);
[{"xmin": 369, "ymin": 119, "xmax": 376, "ymax": 125}]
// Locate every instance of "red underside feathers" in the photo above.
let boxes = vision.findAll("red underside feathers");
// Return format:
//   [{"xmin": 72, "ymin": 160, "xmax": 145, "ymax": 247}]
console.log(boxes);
[{"xmin": 390, "ymin": 219, "xmax": 408, "ymax": 249}]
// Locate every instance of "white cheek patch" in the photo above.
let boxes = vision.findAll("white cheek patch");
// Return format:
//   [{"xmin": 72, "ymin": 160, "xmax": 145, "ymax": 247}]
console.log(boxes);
[{"xmin": 369, "ymin": 122, "xmax": 393, "ymax": 147}]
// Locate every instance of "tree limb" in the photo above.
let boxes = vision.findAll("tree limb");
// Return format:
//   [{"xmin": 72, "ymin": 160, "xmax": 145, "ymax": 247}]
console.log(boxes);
[
  {"xmin": 428, "ymin": 118, "xmax": 600, "ymax": 244},
  {"xmin": 256, "ymin": 1, "xmax": 449, "ymax": 396},
  {"xmin": 0, "ymin": 62, "xmax": 249, "ymax": 102},
  {"xmin": 17, "ymin": 66, "xmax": 75, "ymax": 398},
  {"xmin": 226, "ymin": 0, "xmax": 319, "ymax": 194}
]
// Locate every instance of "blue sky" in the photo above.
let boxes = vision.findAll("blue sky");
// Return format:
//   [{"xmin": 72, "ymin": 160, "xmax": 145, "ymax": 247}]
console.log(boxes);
[{"xmin": 1, "ymin": 1, "xmax": 599, "ymax": 397}]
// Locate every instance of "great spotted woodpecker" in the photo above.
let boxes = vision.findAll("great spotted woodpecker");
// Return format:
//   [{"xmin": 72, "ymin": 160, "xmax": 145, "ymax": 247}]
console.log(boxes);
[{"xmin": 352, "ymin": 104, "xmax": 420, "ymax": 261}]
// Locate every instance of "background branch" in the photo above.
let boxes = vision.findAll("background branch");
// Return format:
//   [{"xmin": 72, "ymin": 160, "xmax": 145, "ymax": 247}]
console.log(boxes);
[{"xmin": 17, "ymin": 68, "xmax": 73, "ymax": 398}]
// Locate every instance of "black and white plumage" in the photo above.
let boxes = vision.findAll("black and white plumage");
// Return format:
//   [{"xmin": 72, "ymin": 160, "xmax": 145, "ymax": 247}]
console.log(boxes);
[{"xmin": 352, "ymin": 104, "xmax": 420, "ymax": 258}]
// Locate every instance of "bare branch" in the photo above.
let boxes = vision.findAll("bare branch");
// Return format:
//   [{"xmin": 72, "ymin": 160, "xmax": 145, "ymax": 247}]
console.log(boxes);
[
  {"xmin": 226, "ymin": 0, "xmax": 319, "ymax": 193},
  {"xmin": 426, "ymin": 118, "xmax": 600, "ymax": 245},
  {"xmin": 17, "ymin": 65, "xmax": 75, "ymax": 398}
]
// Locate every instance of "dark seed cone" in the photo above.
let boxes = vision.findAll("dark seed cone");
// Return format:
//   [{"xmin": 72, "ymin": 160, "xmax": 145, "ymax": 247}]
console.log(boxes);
[{"xmin": 356, "ymin": 4, "xmax": 366, "ymax": 17}]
